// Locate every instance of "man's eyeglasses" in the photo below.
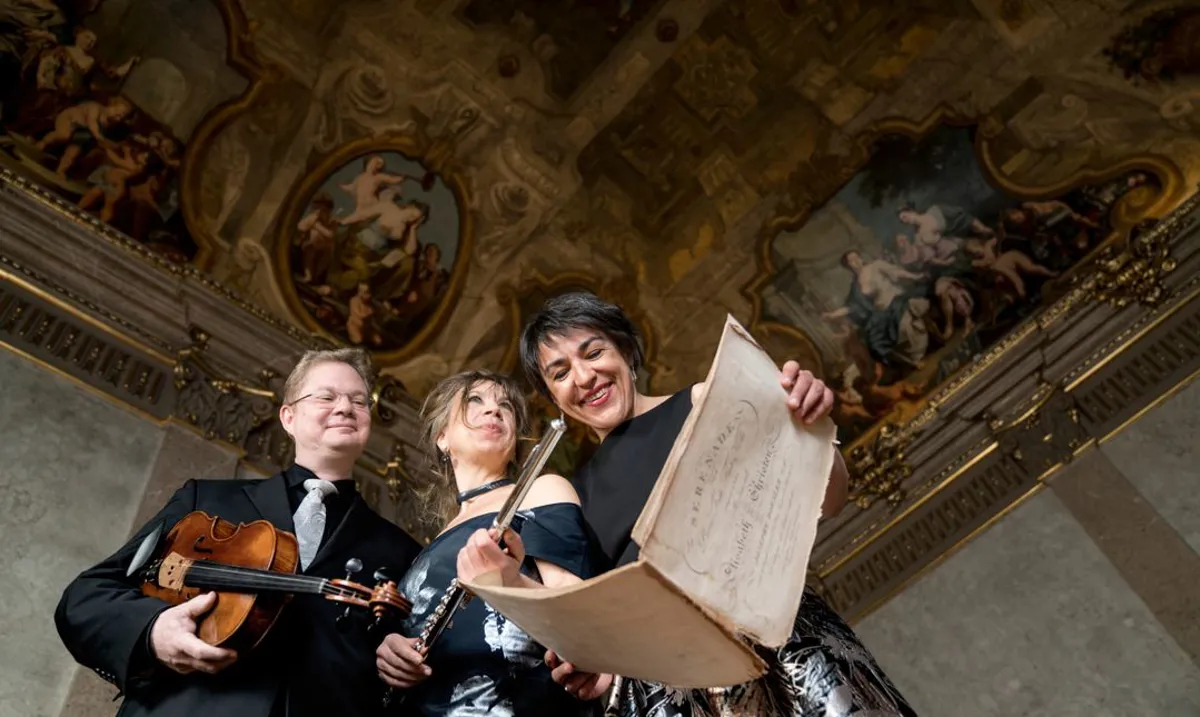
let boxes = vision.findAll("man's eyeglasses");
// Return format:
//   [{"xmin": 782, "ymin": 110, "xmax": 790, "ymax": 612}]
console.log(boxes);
[{"xmin": 289, "ymin": 392, "xmax": 373, "ymax": 412}]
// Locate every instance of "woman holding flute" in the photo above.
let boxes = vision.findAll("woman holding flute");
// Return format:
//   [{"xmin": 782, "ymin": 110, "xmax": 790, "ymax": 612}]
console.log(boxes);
[{"xmin": 375, "ymin": 370, "xmax": 601, "ymax": 716}]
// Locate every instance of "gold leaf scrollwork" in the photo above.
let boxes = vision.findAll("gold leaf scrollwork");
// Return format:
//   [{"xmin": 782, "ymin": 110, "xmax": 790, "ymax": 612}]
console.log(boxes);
[
  {"xmin": 381, "ymin": 441, "xmax": 415, "ymax": 507},
  {"xmin": 992, "ymin": 390, "xmax": 1091, "ymax": 477},
  {"xmin": 846, "ymin": 423, "xmax": 911, "ymax": 510},
  {"xmin": 172, "ymin": 325, "xmax": 278, "ymax": 446},
  {"xmin": 1081, "ymin": 220, "xmax": 1178, "ymax": 308}
]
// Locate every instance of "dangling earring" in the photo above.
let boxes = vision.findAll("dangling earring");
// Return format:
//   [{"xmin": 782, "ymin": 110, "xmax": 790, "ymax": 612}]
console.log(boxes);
[{"xmin": 630, "ymin": 367, "xmax": 638, "ymax": 383}]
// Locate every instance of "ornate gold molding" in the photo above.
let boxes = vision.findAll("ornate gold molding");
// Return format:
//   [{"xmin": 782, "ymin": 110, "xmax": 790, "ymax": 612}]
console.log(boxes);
[
  {"xmin": 845, "ymin": 424, "xmax": 911, "ymax": 510},
  {"xmin": 0, "ymin": 271, "xmax": 175, "ymax": 418},
  {"xmin": 0, "ymin": 254, "xmax": 175, "ymax": 359},
  {"xmin": 1087, "ymin": 231, "xmax": 1176, "ymax": 308},
  {"xmin": 172, "ymin": 326, "xmax": 280, "ymax": 447}
]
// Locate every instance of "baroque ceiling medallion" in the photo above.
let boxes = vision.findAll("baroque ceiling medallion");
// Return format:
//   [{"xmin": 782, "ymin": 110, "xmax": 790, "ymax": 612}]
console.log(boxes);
[{"xmin": 273, "ymin": 133, "xmax": 475, "ymax": 366}]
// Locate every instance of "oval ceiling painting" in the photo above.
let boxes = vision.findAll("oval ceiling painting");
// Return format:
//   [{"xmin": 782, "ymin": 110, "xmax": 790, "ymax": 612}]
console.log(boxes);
[{"xmin": 276, "ymin": 137, "xmax": 473, "ymax": 364}]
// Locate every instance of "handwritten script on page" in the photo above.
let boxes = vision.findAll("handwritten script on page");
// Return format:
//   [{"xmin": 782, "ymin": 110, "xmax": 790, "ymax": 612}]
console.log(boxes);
[{"xmin": 634, "ymin": 316, "xmax": 836, "ymax": 646}]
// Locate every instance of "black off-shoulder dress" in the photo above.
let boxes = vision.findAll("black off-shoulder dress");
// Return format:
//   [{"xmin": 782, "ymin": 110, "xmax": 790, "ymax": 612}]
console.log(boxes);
[{"xmin": 395, "ymin": 503, "xmax": 602, "ymax": 717}]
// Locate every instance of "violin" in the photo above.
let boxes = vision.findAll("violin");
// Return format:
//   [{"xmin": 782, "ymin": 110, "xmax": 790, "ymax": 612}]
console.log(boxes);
[{"xmin": 128, "ymin": 511, "xmax": 412, "ymax": 653}]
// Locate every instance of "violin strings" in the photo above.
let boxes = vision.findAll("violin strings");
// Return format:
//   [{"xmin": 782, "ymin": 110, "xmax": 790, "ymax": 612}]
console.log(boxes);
[
  {"xmin": 182, "ymin": 562, "xmax": 364, "ymax": 599},
  {"xmin": 162, "ymin": 561, "xmax": 405, "ymax": 606}
]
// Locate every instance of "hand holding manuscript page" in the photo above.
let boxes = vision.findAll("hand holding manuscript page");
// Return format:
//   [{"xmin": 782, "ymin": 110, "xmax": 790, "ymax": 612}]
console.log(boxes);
[{"xmin": 463, "ymin": 315, "xmax": 837, "ymax": 687}]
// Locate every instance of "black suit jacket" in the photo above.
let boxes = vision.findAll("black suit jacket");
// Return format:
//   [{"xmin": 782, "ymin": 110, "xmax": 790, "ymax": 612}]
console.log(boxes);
[{"xmin": 55, "ymin": 471, "xmax": 422, "ymax": 717}]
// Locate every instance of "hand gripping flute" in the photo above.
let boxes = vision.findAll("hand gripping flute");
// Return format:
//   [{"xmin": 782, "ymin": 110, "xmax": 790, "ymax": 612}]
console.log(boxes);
[{"xmin": 383, "ymin": 416, "xmax": 568, "ymax": 706}]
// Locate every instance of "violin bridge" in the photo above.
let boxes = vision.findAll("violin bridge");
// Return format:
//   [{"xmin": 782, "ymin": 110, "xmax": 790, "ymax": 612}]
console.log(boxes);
[{"xmin": 158, "ymin": 552, "xmax": 193, "ymax": 591}]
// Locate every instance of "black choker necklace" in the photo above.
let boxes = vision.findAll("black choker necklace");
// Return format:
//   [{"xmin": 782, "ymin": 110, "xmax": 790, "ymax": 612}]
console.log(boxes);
[{"xmin": 456, "ymin": 478, "xmax": 515, "ymax": 505}]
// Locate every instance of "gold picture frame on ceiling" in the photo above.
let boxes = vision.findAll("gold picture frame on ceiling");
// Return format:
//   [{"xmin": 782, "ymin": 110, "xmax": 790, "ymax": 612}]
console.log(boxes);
[
  {"xmin": 743, "ymin": 106, "xmax": 1187, "ymax": 460},
  {"xmin": 272, "ymin": 133, "xmax": 475, "ymax": 366}
]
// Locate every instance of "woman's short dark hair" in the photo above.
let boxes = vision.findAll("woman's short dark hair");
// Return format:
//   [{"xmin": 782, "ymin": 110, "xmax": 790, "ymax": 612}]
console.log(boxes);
[{"xmin": 519, "ymin": 292, "xmax": 644, "ymax": 399}]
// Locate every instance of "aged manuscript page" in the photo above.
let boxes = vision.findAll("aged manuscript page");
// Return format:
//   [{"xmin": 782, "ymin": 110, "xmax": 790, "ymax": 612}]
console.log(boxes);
[
  {"xmin": 634, "ymin": 316, "xmax": 836, "ymax": 646},
  {"xmin": 463, "ymin": 315, "xmax": 836, "ymax": 687}
]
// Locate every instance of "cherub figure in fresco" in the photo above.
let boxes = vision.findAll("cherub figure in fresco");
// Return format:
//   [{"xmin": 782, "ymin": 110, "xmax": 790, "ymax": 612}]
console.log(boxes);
[
  {"xmin": 295, "ymin": 193, "xmax": 337, "ymax": 284},
  {"xmin": 145, "ymin": 131, "xmax": 181, "ymax": 170},
  {"xmin": 822, "ymin": 250, "xmax": 931, "ymax": 369},
  {"xmin": 829, "ymin": 372, "xmax": 876, "ymax": 432},
  {"xmin": 77, "ymin": 139, "xmax": 150, "ymax": 222},
  {"xmin": 964, "ymin": 236, "xmax": 1057, "ymax": 299},
  {"xmin": 932, "ymin": 276, "xmax": 975, "ymax": 340},
  {"xmin": 891, "ymin": 232, "xmax": 975, "ymax": 340},
  {"xmin": 337, "ymin": 155, "xmax": 410, "ymax": 226},
  {"xmin": 898, "ymin": 203, "xmax": 994, "ymax": 250},
  {"xmin": 893, "ymin": 232, "xmax": 958, "ymax": 270},
  {"xmin": 346, "ymin": 282, "xmax": 381, "ymax": 346},
  {"xmin": 1001, "ymin": 198, "xmax": 1101, "ymax": 261},
  {"xmin": 826, "ymin": 334, "xmax": 925, "ymax": 432},
  {"xmin": 35, "ymin": 94, "xmax": 131, "ymax": 176},
  {"xmin": 126, "ymin": 133, "xmax": 182, "ymax": 241}
]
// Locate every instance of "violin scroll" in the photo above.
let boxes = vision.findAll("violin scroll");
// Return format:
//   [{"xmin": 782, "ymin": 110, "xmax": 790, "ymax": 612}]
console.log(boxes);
[{"xmin": 366, "ymin": 568, "xmax": 408, "ymax": 636}]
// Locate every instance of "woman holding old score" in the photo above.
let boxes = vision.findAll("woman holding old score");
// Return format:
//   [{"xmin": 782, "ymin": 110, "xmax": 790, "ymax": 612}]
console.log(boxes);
[
  {"xmin": 375, "ymin": 370, "xmax": 601, "ymax": 716},
  {"xmin": 458, "ymin": 293, "xmax": 916, "ymax": 715}
]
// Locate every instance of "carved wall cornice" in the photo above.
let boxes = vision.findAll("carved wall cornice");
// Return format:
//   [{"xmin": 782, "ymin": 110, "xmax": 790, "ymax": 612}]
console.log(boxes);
[{"xmin": 0, "ymin": 173, "xmax": 437, "ymax": 540}]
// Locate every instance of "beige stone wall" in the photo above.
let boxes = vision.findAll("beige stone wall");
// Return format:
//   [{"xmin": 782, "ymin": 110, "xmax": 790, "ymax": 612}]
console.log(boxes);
[
  {"xmin": 855, "ymin": 377, "xmax": 1200, "ymax": 716},
  {"xmin": 0, "ymin": 349, "xmax": 162, "ymax": 717},
  {"xmin": 0, "ymin": 345, "xmax": 249, "ymax": 717}
]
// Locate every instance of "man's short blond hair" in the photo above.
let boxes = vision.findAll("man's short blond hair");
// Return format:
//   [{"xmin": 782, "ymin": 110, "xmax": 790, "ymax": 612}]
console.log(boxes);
[{"xmin": 282, "ymin": 348, "xmax": 375, "ymax": 403}]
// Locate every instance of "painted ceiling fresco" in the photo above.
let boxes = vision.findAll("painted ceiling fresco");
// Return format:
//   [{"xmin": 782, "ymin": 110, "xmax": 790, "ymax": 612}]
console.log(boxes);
[{"xmin": 3, "ymin": 0, "xmax": 1199, "ymax": 468}]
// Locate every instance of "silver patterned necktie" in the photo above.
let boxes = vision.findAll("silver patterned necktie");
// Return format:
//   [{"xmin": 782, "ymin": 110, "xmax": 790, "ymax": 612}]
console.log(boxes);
[{"xmin": 294, "ymin": 478, "xmax": 338, "ymax": 570}]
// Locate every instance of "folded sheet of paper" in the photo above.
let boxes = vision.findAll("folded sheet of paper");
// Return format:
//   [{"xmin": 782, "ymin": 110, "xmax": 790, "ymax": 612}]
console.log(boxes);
[{"xmin": 463, "ymin": 315, "xmax": 836, "ymax": 688}]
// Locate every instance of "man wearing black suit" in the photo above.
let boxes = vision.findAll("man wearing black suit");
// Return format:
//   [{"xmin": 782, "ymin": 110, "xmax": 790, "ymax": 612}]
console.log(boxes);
[{"xmin": 55, "ymin": 348, "xmax": 423, "ymax": 717}]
